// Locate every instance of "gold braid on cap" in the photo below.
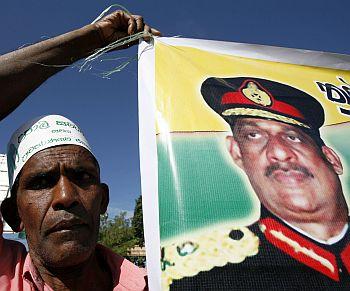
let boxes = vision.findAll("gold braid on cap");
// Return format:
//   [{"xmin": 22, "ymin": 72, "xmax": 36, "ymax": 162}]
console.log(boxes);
[{"xmin": 222, "ymin": 108, "xmax": 310, "ymax": 129}]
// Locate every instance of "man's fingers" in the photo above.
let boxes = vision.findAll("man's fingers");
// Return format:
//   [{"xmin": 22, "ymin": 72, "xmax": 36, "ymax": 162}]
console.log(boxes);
[
  {"xmin": 150, "ymin": 27, "xmax": 162, "ymax": 37},
  {"xmin": 142, "ymin": 25, "xmax": 152, "ymax": 41},
  {"xmin": 129, "ymin": 14, "xmax": 161, "ymax": 38},
  {"xmin": 127, "ymin": 15, "xmax": 137, "ymax": 35},
  {"xmin": 134, "ymin": 15, "xmax": 145, "ymax": 33},
  {"xmin": 95, "ymin": 10, "xmax": 162, "ymax": 48}
]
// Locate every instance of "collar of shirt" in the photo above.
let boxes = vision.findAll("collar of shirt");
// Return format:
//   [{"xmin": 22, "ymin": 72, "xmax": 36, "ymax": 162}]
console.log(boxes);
[
  {"xmin": 22, "ymin": 254, "xmax": 48, "ymax": 291},
  {"xmin": 22, "ymin": 244, "xmax": 147, "ymax": 291}
]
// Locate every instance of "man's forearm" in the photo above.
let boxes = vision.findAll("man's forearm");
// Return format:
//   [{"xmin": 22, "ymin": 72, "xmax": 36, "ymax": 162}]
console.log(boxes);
[
  {"xmin": 0, "ymin": 24, "xmax": 103, "ymax": 120},
  {"xmin": 0, "ymin": 10, "xmax": 160, "ymax": 121}
]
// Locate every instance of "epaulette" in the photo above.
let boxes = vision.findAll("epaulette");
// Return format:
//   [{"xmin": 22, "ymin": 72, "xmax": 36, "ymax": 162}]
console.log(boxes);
[{"xmin": 161, "ymin": 225, "xmax": 259, "ymax": 290}]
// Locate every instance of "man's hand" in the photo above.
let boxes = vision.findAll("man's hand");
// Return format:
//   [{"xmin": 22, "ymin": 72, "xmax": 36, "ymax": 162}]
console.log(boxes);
[
  {"xmin": 0, "ymin": 9, "xmax": 161, "ymax": 121},
  {"xmin": 0, "ymin": 8, "xmax": 157, "ymax": 253},
  {"xmin": 95, "ymin": 10, "xmax": 161, "ymax": 47}
]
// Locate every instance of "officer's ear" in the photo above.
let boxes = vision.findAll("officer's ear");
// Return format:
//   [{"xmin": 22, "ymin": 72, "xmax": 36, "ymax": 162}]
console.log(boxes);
[
  {"xmin": 226, "ymin": 136, "xmax": 244, "ymax": 169},
  {"xmin": 322, "ymin": 146, "xmax": 343, "ymax": 175},
  {"xmin": 99, "ymin": 183, "xmax": 109, "ymax": 214},
  {"xmin": 0, "ymin": 197, "xmax": 23, "ymax": 232}
]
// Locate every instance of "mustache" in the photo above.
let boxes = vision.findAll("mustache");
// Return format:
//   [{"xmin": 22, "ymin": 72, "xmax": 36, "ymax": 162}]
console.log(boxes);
[{"xmin": 265, "ymin": 163, "xmax": 314, "ymax": 178}]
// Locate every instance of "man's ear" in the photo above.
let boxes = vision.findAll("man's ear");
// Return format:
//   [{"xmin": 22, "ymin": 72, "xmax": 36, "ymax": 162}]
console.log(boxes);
[
  {"xmin": 322, "ymin": 146, "xmax": 343, "ymax": 175},
  {"xmin": 99, "ymin": 183, "xmax": 109, "ymax": 214},
  {"xmin": 0, "ymin": 197, "xmax": 23, "ymax": 232},
  {"xmin": 226, "ymin": 136, "xmax": 244, "ymax": 170}
]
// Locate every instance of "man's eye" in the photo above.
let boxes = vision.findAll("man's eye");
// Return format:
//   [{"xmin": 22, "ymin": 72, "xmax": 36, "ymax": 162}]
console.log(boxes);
[
  {"xmin": 79, "ymin": 172, "xmax": 91, "ymax": 180},
  {"xmin": 73, "ymin": 171, "xmax": 96, "ymax": 185},
  {"xmin": 287, "ymin": 135, "xmax": 301, "ymax": 143},
  {"xmin": 74, "ymin": 171, "xmax": 90, "ymax": 180},
  {"xmin": 28, "ymin": 176, "xmax": 54, "ymax": 190},
  {"xmin": 247, "ymin": 132, "xmax": 261, "ymax": 139}
]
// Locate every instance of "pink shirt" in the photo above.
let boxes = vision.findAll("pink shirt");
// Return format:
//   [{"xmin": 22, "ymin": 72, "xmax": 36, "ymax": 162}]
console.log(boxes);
[
  {"xmin": 0, "ymin": 227, "xmax": 27, "ymax": 291},
  {"xmin": 22, "ymin": 244, "xmax": 147, "ymax": 291},
  {"xmin": 0, "ymin": 223, "xmax": 147, "ymax": 290}
]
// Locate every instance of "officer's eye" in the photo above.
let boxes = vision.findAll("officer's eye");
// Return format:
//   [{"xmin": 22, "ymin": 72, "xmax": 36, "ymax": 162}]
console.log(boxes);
[
  {"xmin": 247, "ymin": 132, "xmax": 262, "ymax": 139},
  {"xmin": 286, "ymin": 135, "xmax": 301, "ymax": 143}
]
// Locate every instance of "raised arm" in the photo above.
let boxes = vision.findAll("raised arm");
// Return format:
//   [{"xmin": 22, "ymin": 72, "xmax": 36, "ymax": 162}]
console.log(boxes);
[{"xmin": 0, "ymin": 10, "xmax": 160, "ymax": 120}]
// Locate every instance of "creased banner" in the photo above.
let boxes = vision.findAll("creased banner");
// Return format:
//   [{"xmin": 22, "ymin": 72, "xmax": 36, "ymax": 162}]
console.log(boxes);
[{"xmin": 138, "ymin": 37, "xmax": 350, "ymax": 290}]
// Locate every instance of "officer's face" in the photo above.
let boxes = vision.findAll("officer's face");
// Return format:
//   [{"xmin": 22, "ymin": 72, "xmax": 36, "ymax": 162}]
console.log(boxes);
[
  {"xmin": 227, "ymin": 118, "xmax": 346, "ymax": 222},
  {"xmin": 15, "ymin": 145, "xmax": 109, "ymax": 268}
]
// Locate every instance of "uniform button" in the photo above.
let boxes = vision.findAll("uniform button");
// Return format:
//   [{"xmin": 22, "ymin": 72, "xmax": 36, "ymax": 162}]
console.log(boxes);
[{"xmin": 229, "ymin": 229, "xmax": 244, "ymax": 240}]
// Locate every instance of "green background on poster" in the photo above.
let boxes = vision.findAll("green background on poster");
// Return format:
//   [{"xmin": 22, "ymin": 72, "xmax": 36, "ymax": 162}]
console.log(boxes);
[{"xmin": 158, "ymin": 126, "xmax": 350, "ymax": 241}]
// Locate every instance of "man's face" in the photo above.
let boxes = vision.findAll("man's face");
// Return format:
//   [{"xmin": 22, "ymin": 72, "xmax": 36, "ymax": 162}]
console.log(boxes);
[
  {"xmin": 15, "ymin": 145, "xmax": 108, "ymax": 267},
  {"xmin": 227, "ymin": 118, "xmax": 345, "ymax": 222}
]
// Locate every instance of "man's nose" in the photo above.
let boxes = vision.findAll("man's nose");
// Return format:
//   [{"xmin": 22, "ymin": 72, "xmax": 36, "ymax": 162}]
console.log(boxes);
[
  {"xmin": 266, "ymin": 136, "xmax": 296, "ymax": 162},
  {"xmin": 52, "ymin": 175, "xmax": 79, "ymax": 210}
]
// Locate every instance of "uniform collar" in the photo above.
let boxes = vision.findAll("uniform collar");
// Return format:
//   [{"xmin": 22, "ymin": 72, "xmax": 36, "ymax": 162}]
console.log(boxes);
[
  {"xmin": 281, "ymin": 217, "xmax": 348, "ymax": 245},
  {"xmin": 258, "ymin": 207, "xmax": 350, "ymax": 282}
]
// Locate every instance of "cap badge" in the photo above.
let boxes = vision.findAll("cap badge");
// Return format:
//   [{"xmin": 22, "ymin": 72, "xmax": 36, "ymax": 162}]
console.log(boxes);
[{"xmin": 241, "ymin": 81, "xmax": 272, "ymax": 106}]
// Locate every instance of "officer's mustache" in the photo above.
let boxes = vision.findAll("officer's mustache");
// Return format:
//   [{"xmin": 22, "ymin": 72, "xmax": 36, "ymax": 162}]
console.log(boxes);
[{"xmin": 265, "ymin": 163, "xmax": 314, "ymax": 178}]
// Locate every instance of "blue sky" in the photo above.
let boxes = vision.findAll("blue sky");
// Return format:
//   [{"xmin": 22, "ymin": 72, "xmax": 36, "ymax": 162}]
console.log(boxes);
[{"xmin": 0, "ymin": 0, "xmax": 349, "ymax": 218}]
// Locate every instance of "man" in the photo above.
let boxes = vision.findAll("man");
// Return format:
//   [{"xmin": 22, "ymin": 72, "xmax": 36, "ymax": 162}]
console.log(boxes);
[
  {"xmin": 167, "ymin": 77, "xmax": 350, "ymax": 289},
  {"xmin": 0, "ymin": 9, "xmax": 160, "ymax": 290},
  {"xmin": 2, "ymin": 114, "xmax": 148, "ymax": 290}
]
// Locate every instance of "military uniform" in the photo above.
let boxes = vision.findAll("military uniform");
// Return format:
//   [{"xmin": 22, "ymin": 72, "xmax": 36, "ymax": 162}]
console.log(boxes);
[
  {"xmin": 168, "ymin": 207, "xmax": 350, "ymax": 290},
  {"xmin": 161, "ymin": 77, "xmax": 350, "ymax": 290}
]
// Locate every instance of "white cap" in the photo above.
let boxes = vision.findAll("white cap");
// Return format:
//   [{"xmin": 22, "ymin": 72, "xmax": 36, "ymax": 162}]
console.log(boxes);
[{"xmin": 7, "ymin": 115, "xmax": 93, "ymax": 188}]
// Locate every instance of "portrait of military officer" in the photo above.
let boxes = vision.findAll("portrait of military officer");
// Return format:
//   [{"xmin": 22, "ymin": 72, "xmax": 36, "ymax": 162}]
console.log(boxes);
[{"xmin": 167, "ymin": 77, "xmax": 350, "ymax": 290}]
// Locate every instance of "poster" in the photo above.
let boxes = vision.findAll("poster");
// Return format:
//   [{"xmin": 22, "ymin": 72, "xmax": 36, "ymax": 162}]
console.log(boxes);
[{"xmin": 138, "ymin": 37, "xmax": 350, "ymax": 290}]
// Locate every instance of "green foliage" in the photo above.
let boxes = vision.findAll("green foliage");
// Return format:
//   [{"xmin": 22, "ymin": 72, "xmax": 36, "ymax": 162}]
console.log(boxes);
[
  {"xmin": 98, "ymin": 211, "xmax": 137, "ymax": 257},
  {"xmin": 132, "ymin": 195, "xmax": 145, "ymax": 245},
  {"xmin": 98, "ymin": 196, "xmax": 146, "ymax": 266}
]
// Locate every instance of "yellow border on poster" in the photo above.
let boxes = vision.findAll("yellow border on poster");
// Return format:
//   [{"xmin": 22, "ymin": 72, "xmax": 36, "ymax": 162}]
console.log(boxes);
[{"xmin": 155, "ymin": 42, "xmax": 350, "ymax": 133}]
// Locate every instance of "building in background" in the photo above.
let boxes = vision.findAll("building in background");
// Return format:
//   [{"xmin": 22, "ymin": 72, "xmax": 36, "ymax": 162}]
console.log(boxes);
[
  {"xmin": 1, "ymin": 154, "xmax": 28, "ymax": 249},
  {"xmin": 0, "ymin": 154, "xmax": 12, "ymax": 233}
]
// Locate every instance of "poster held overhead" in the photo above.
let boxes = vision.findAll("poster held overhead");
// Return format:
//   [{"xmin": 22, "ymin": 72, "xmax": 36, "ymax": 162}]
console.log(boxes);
[{"xmin": 138, "ymin": 37, "xmax": 350, "ymax": 290}]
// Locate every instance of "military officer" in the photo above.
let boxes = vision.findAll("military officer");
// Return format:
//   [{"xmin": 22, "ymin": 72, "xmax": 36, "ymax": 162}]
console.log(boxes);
[{"xmin": 163, "ymin": 77, "xmax": 350, "ymax": 290}]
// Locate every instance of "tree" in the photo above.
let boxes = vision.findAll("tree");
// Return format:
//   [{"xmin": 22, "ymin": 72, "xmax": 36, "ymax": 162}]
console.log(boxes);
[
  {"xmin": 132, "ymin": 195, "xmax": 144, "ymax": 245},
  {"xmin": 98, "ymin": 211, "xmax": 137, "ymax": 257},
  {"xmin": 98, "ymin": 196, "xmax": 146, "ymax": 266}
]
